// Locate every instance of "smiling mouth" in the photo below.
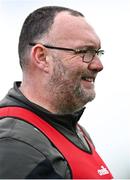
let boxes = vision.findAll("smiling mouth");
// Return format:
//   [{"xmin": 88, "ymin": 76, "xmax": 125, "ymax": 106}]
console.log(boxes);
[{"xmin": 82, "ymin": 77, "xmax": 95, "ymax": 83}]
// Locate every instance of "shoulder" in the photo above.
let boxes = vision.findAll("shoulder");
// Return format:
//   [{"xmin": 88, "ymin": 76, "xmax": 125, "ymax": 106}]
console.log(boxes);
[
  {"xmin": 0, "ymin": 117, "xmax": 46, "ymax": 178},
  {"xmin": 0, "ymin": 116, "xmax": 55, "ymax": 151},
  {"xmin": 0, "ymin": 117, "xmax": 71, "ymax": 178}
]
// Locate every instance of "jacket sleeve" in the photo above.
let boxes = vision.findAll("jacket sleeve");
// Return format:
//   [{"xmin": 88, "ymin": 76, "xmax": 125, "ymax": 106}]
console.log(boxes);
[{"xmin": 0, "ymin": 137, "xmax": 62, "ymax": 179}]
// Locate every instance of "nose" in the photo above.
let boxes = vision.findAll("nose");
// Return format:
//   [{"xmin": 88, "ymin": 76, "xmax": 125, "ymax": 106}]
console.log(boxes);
[{"xmin": 88, "ymin": 56, "xmax": 103, "ymax": 72}]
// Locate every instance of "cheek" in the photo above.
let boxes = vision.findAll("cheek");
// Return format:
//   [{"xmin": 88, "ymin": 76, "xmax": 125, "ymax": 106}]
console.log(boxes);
[
  {"xmin": 69, "ymin": 67, "xmax": 83, "ymax": 82},
  {"xmin": 53, "ymin": 57, "xmax": 84, "ymax": 83},
  {"xmin": 65, "ymin": 60, "xmax": 84, "ymax": 78}
]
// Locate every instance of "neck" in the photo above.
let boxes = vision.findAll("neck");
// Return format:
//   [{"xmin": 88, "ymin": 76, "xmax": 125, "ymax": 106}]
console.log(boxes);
[
  {"xmin": 19, "ymin": 82, "xmax": 83, "ymax": 115},
  {"xmin": 19, "ymin": 81, "xmax": 58, "ymax": 113}
]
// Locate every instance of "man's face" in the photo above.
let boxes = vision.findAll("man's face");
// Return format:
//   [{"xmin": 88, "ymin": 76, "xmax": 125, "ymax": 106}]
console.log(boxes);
[{"xmin": 46, "ymin": 12, "xmax": 103, "ymax": 114}]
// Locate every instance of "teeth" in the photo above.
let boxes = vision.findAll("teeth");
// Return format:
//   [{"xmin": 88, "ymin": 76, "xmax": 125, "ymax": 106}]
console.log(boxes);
[
  {"xmin": 82, "ymin": 77, "xmax": 94, "ymax": 83},
  {"xmin": 85, "ymin": 78, "xmax": 92, "ymax": 81},
  {"xmin": 88, "ymin": 79, "xmax": 93, "ymax": 83},
  {"xmin": 87, "ymin": 78, "xmax": 92, "ymax": 81}
]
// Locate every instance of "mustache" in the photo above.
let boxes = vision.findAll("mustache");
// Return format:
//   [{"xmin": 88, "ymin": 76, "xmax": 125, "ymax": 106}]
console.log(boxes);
[{"xmin": 81, "ymin": 71, "xmax": 97, "ymax": 79}]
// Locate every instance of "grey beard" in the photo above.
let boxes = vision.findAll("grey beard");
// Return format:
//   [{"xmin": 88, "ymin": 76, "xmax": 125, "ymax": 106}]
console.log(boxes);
[
  {"xmin": 47, "ymin": 57, "xmax": 96, "ymax": 114},
  {"xmin": 48, "ymin": 83, "xmax": 96, "ymax": 115}
]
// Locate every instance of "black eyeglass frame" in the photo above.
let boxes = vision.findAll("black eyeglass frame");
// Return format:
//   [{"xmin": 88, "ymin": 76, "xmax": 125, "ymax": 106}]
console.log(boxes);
[{"xmin": 29, "ymin": 42, "xmax": 104, "ymax": 63}]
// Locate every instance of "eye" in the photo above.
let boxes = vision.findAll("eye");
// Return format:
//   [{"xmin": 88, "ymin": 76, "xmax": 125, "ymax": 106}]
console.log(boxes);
[{"xmin": 97, "ymin": 50, "xmax": 104, "ymax": 56}]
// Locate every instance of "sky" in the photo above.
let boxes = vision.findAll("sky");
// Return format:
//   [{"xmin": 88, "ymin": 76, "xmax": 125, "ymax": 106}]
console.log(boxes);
[{"xmin": 0, "ymin": 0, "xmax": 130, "ymax": 178}]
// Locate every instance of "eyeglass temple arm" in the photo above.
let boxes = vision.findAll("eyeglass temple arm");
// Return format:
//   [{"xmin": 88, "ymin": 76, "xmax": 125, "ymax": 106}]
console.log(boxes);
[{"xmin": 29, "ymin": 43, "xmax": 75, "ymax": 52}]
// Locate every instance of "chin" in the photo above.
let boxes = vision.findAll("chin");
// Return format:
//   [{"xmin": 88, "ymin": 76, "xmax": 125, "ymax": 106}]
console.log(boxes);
[
  {"xmin": 88, "ymin": 95, "xmax": 95, "ymax": 103},
  {"xmin": 76, "ymin": 93, "xmax": 96, "ymax": 111},
  {"xmin": 84, "ymin": 95, "xmax": 95, "ymax": 105},
  {"xmin": 84, "ymin": 89, "xmax": 96, "ymax": 102}
]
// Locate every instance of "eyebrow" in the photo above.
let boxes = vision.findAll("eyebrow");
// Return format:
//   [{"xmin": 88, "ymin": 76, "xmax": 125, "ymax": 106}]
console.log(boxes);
[{"xmin": 74, "ymin": 45, "xmax": 101, "ymax": 52}]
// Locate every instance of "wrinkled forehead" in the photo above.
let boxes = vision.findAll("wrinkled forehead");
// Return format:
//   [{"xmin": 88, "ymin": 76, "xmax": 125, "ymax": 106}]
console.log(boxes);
[{"xmin": 47, "ymin": 11, "xmax": 101, "ymax": 48}]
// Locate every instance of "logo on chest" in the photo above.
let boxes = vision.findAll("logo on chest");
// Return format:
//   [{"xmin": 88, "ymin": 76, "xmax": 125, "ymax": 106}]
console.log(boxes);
[{"xmin": 97, "ymin": 165, "xmax": 109, "ymax": 176}]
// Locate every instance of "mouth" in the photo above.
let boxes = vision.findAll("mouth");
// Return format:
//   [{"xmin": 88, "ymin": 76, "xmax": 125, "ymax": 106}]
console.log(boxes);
[
  {"xmin": 81, "ymin": 76, "xmax": 95, "ymax": 89},
  {"xmin": 82, "ymin": 76, "xmax": 95, "ymax": 83}
]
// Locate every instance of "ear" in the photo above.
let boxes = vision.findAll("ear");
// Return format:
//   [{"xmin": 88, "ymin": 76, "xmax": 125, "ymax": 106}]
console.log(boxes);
[{"xmin": 31, "ymin": 44, "xmax": 49, "ymax": 73}]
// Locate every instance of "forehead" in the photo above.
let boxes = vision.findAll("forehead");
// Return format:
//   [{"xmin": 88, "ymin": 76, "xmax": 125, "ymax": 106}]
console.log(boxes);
[{"xmin": 48, "ymin": 11, "xmax": 100, "ymax": 48}]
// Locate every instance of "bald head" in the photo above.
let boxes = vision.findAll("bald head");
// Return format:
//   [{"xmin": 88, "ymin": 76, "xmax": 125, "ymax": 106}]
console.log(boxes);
[{"xmin": 48, "ymin": 11, "xmax": 100, "ymax": 49}]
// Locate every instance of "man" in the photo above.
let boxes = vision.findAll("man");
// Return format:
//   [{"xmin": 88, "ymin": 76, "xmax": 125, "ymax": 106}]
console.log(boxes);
[{"xmin": 0, "ymin": 6, "xmax": 113, "ymax": 179}]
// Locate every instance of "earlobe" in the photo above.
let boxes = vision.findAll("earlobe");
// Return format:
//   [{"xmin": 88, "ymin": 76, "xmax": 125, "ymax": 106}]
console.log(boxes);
[{"xmin": 31, "ymin": 44, "xmax": 49, "ymax": 72}]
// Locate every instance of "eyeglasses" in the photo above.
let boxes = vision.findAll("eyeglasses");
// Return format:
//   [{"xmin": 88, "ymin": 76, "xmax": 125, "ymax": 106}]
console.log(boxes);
[{"xmin": 29, "ymin": 42, "xmax": 104, "ymax": 63}]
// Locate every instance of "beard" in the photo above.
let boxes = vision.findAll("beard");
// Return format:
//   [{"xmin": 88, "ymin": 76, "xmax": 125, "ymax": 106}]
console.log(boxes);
[{"xmin": 48, "ymin": 59, "xmax": 96, "ymax": 114}]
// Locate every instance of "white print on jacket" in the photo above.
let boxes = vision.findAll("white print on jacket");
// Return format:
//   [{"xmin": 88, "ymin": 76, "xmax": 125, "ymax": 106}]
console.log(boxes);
[{"xmin": 97, "ymin": 165, "xmax": 109, "ymax": 176}]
